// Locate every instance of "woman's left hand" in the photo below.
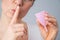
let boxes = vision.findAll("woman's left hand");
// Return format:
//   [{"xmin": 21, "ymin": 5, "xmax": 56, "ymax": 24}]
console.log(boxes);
[{"xmin": 37, "ymin": 14, "xmax": 58, "ymax": 40}]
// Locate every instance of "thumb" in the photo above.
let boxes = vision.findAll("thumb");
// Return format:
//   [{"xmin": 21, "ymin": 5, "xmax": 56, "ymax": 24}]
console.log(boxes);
[{"xmin": 10, "ymin": 6, "xmax": 20, "ymax": 25}]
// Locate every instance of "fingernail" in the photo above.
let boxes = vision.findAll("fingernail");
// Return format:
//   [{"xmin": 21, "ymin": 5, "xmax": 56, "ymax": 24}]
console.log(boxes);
[
  {"xmin": 45, "ymin": 17, "xmax": 48, "ymax": 20},
  {"xmin": 44, "ymin": 13, "xmax": 48, "ymax": 16},
  {"xmin": 15, "ymin": 6, "xmax": 19, "ymax": 12}
]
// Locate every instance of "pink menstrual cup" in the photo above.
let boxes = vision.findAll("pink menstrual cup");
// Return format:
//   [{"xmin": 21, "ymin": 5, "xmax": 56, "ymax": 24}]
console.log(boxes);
[{"xmin": 35, "ymin": 11, "xmax": 48, "ymax": 32}]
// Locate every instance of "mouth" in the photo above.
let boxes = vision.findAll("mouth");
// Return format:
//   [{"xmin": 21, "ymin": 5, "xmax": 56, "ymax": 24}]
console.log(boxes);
[
  {"xmin": 11, "ymin": 9, "xmax": 16, "ymax": 13},
  {"xmin": 10, "ymin": 9, "xmax": 16, "ymax": 15}
]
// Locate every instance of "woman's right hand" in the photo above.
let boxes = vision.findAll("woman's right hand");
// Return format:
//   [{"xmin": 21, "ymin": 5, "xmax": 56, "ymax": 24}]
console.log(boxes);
[
  {"xmin": 37, "ymin": 14, "xmax": 58, "ymax": 40},
  {"xmin": 2, "ymin": 6, "xmax": 28, "ymax": 40}
]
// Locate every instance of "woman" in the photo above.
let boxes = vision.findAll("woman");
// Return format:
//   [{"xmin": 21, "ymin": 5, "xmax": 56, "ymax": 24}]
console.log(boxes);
[{"xmin": 0, "ymin": 0, "xmax": 58, "ymax": 40}]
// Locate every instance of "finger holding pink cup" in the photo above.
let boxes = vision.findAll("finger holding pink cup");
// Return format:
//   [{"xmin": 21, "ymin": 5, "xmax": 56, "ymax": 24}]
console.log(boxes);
[{"xmin": 35, "ymin": 11, "xmax": 48, "ymax": 32}]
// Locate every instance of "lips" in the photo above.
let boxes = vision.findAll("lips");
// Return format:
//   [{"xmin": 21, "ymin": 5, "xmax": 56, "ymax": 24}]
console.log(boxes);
[
  {"xmin": 11, "ymin": 9, "xmax": 16, "ymax": 13},
  {"xmin": 10, "ymin": 9, "xmax": 16, "ymax": 15}
]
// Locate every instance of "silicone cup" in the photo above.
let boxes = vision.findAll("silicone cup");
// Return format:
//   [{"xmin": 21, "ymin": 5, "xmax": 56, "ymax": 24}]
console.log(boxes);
[{"xmin": 35, "ymin": 11, "xmax": 48, "ymax": 32}]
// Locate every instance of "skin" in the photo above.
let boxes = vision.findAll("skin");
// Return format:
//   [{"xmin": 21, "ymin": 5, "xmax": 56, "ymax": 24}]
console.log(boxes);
[
  {"xmin": 0, "ymin": 0, "xmax": 58, "ymax": 40},
  {"xmin": 37, "ymin": 14, "xmax": 58, "ymax": 40},
  {"xmin": 0, "ymin": 0, "xmax": 34, "ymax": 40}
]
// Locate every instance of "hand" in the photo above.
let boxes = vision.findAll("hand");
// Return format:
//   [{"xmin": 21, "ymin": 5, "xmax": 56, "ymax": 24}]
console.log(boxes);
[
  {"xmin": 2, "ymin": 6, "xmax": 28, "ymax": 40},
  {"xmin": 37, "ymin": 14, "xmax": 58, "ymax": 40}
]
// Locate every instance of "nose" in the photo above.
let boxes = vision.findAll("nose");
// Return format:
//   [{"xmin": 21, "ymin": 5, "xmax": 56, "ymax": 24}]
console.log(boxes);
[{"xmin": 15, "ymin": 0, "xmax": 23, "ymax": 6}]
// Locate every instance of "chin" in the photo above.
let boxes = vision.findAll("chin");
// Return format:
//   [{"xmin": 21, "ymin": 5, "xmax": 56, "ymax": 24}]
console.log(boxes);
[{"xmin": 6, "ymin": 12, "xmax": 14, "ymax": 19}]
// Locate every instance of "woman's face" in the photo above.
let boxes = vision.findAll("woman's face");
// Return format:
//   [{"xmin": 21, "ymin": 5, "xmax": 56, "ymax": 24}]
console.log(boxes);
[{"xmin": 2, "ymin": 0, "xmax": 34, "ymax": 18}]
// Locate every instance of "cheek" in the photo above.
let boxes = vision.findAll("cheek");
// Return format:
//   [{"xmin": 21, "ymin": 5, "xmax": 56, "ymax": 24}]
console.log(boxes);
[
  {"xmin": 18, "ymin": 3, "xmax": 33, "ymax": 18},
  {"xmin": 2, "ymin": 2, "xmax": 10, "ymax": 12},
  {"xmin": 19, "ymin": 6, "xmax": 32, "ymax": 18},
  {"xmin": 2, "ymin": 0, "xmax": 14, "ymax": 12},
  {"xmin": 2, "ymin": 1, "xmax": 15, "ymax": 18},
  {"xmin": 2, "ymin": 4, "xmax": 10, "ymax": 17}
]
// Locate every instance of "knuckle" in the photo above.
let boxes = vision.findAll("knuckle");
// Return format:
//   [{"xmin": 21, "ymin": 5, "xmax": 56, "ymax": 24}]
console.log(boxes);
[
  {"xmin": 20, "ymin": 32, "xmax": 24, "ymax": 36},
  {"xmin": 17, "ymin": 24, "xmax": 25, "ymax": 28},
  {"xmin": 22, "ymin": 27, "xmax": 25, "ymax": 31},
  {"xmin": 16, "ymin": 32, "xmax": 24, "ymax": 37},
  {"xmin": 19, "ymin": 24, "xmax": 24, "ymax": 27},
  {"xmin": 53, "ymin": 26, "xmax": 58, "ymax": 32}
]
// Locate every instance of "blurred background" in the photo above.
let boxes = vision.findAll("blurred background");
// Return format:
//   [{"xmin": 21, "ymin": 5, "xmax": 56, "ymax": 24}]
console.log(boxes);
[{"xmin": 0, "ymin": 0, "xmax": 60, "ymax": 40}]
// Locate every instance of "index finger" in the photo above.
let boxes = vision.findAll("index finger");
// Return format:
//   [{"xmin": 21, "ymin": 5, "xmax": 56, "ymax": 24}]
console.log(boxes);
[{"xmin": 10, "ymin": 6, "xmax": 20, "ymax": 25}]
